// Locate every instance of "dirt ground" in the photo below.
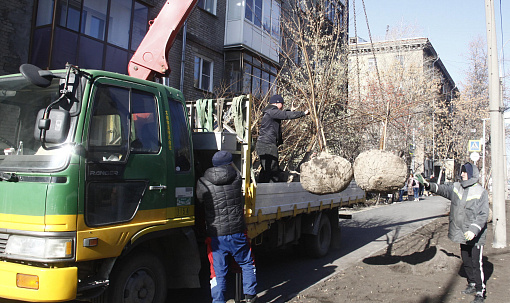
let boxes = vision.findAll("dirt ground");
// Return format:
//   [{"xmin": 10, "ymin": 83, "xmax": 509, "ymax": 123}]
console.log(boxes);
[{"xmin": 288, "ymin": 201, "xmax": 510, "ymax": 303}]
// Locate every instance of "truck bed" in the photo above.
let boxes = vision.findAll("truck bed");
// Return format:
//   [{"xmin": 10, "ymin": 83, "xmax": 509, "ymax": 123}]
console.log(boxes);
[
  {"xmin": 252, "ymin": 181, "xmax": 364, "ymax": 215},
  {"xmin": 244, "ymin": 180, "xmax": 365, "ymax": 238}
]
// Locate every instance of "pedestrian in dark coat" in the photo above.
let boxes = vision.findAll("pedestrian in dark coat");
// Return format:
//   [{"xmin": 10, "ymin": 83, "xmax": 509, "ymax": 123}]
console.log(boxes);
[
  {"xmin": 196, "ymin": 151, "xmax": 257, "ymax": 303},
  {"xmin": 256, "ymin": 94, "xmax": 308, "ymax": 183},
  {"xmin": 425, "ymin": 163, "xmax": 489, "ymax": 303}
]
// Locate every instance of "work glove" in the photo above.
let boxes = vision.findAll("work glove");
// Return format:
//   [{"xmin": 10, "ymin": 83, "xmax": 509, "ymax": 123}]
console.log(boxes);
[
  {"xmin": 415, "ymin": 174, "xmax": 429, "ymax": 186},
  {"xmin": 464, "ymin": 231, "xmax": 475, "ymax": 241}
]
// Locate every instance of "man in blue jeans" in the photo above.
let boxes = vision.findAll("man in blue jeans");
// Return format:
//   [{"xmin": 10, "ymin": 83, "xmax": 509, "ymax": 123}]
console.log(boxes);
[{"xmin": 197, "ymin": 151, "xmax": 257, "ymax": 303}]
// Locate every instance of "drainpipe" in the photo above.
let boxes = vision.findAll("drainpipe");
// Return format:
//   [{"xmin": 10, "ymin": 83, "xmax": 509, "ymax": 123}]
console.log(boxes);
[
  {"xmin": 431, "ymin": 56, "xmax": 439, "ymax": 176},
  {"xmin": 179, "ymin": 21, "xmax": 187, "ymax": 92}
]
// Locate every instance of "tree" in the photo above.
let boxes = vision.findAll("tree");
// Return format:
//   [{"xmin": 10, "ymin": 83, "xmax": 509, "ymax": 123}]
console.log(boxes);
[
  {"xmin": 434, "ymin": 36, "xmax": 489, "ymax": 183},
  {"xmin": 270, "ymin": 0, "xmax": 350, "ymax": 169}
]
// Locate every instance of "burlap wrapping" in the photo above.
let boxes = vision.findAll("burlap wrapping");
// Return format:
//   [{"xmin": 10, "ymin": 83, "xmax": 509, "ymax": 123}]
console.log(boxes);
[
  {"xmin": 353, "ymin": 149, "xmax": 407, "ymax": 192},
  {"xmin": 300, "ymin": 152, "xmax": 353, "ymax": 194}
]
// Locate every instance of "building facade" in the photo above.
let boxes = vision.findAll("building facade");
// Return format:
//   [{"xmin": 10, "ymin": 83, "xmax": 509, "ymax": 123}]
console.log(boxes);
[
  {"xmin": 349, "ymin": 37, "xmax": 457, "ymax": 182},
  {"xmin": 1, "ymin": 0, "xmax": 347, "ymax": 103}
]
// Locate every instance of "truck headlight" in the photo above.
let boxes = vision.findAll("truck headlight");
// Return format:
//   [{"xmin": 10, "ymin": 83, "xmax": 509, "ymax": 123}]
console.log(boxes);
[{"xmin": 5, "ymin": 235, "xmax": 73, "ymax": 259}]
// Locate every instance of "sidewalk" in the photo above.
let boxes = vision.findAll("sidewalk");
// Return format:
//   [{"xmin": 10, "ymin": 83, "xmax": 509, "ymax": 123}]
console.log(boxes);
[{"xmin": 289, "ymin": 197, "xmax": 510, "ymax": 303}]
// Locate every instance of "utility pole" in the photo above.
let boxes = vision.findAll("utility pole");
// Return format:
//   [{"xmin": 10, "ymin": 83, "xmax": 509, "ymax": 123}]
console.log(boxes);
[
  {"xmin": 485, "ymin": 0, "xmax": 507, "ymax": 248},
  {"xmin": 481, "ymin": 118, "xmax": 488, "ymax": 187}
]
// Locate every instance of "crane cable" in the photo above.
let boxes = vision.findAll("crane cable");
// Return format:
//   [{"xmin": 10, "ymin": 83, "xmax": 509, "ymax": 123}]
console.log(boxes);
[
  {"xmin": 354, "ymin": 0, "xmax": 389, "ymax": 149},
  {"xmin": 360, "ymin": 0, "xmax": 385, "ymax": 104},
  {"xmin": 352, "ymin": 0, "xmax": 361, "ymax": 103}
]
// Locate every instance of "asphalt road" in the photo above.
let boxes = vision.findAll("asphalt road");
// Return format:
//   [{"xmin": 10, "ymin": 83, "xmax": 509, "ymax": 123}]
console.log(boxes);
[{"xmin": 168, "ymin": 195, "xmax": 450, "ymax": 302}]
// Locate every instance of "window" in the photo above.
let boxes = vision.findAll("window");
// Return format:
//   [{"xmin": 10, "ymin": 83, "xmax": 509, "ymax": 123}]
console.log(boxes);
[
  {"xmin": 131, "ymin": 2, "xmax": 149, "ymax": 51},
  {"xmin": 131, "ymin": 91, "xmax": 160, "ymax": 154},
  {"xmin": 108, "ymin": 0, "xmax": 132, "ymax": 48},
  {"xmin": 395, "ymin": 55, "xmax": 405, "ymax": 67},
  {"xmin": 198, "ymin": 0, "xmax": 217, "ymax": 15},
  {"xmin": 56, "ymin": 0, "xmax": 81, "ymax": 31},
  {"xmin": 227, "ymin": 51, "xmax": 277, "ymax": 96},
  {"xmin": 85, "ymin": 181, "xmax": 146, "ymax": 226},
  {"xmin": 194, "ymin": 56, "xmax": 213, "ymax": 92},
  {"xmin": 263, "ymin": 0, "xmax": 271, "ymax": 33},
  {"xmin": 245, "ymin": 0, "xmax": 262, "ymax": 27},
  {"xmin": 271, "ymin": 0, "xmax": 280, "ymax": 40},
  {"xmin": 168, "ymin": 99, "xmax": 191, "ymax": 172},
  {"xmin": 81, "ymin": 0, "xmax": 108, "ymax": 40},
  {"xmin": 36, "ymin": 0, "xmax": 54, "ymax": 26},
  {"xmin": 245, "ymin": 0, "xmax": 280, "ymax": 39},
  {"xmin": 88, "ymin": 84, "xmax": 160, "ymax": 160},
  {"xmin": 33, "ymin": 0, "xmax": 149, "ymax": 73},
  {"xmin": 368, "ymin": 58, "xmax": 376, "ymax": 71},
  {"xmin": 88, "ymin": 85, "xmax": 130, "ymax": 162}
]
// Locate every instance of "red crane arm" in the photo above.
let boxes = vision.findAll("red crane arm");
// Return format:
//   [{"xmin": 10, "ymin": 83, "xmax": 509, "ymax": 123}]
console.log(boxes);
[{"xmin": 128, "ymin": 0, "xmax": 198, "ymax": 80}]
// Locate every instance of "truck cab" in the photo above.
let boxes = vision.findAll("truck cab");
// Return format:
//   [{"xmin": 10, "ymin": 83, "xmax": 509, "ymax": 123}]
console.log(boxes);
[{"xmin": 0, "ymin": 64, "xmax": 200, "ymax": 302}]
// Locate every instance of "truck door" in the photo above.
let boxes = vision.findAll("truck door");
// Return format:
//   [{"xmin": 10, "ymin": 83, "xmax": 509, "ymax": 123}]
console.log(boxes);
[
  {"xmin": 84, "ymin": 79, "xmax": 167, "ymax": 228},
  {"xmin": 164, "ymin": 95, "xmax": 194, "ymax": 219}
]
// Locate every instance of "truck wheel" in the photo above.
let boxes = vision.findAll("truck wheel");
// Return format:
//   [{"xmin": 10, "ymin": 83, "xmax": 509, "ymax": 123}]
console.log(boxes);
[
  {"xmin": 108, "ymin": 251, "xmax": 167, "ymax": 303},
  {"xmin": 304, "ymin": 214, "xmax": 331, "ymax": 258}
]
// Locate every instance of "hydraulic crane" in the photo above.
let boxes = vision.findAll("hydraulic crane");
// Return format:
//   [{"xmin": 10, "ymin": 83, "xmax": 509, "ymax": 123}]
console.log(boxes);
[{"xmin": 128, "ymin": 0, "xmax": 198, "ymax": 80}]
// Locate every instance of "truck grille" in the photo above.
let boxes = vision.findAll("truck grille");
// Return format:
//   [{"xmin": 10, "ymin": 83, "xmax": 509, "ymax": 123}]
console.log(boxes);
[{"xmin": 0, "ymin": 233, "xmax": 8, "ymax": 253}]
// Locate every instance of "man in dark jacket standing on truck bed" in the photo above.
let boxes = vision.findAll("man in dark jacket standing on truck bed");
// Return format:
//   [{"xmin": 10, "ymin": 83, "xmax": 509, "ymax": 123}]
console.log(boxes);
[
  {"xmin": 425, "ymin": 163, "xmax": 489, "ymax": 303},
  {"xmin": 256, "ymin": 94, "xmax": 309, "ymax": 183},
  {"xmin": 196, "ymin": 151, "xmax": 257, "ymax": 303}
]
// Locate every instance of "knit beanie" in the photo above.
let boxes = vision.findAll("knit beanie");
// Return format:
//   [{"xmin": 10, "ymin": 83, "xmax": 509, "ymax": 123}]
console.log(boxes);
[
  {"xmin": 269, "ymin": 94, "xmax": 284, "ymax": 104},
  {"xmin": 212, "ymin": 150, "xmax": 233, "ymax": 167}
]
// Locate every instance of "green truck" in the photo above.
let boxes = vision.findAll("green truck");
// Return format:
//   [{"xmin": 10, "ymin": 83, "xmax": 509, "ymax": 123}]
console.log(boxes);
[{"xmin": 0, "ymin": 64, "xmax": 364, "ymax": 302}]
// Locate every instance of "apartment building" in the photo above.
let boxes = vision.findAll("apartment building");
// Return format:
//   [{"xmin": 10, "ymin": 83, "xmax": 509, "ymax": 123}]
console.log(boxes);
[{"xmin": 1, "ymin": 0, "xmax": 348, "ymax": 103}]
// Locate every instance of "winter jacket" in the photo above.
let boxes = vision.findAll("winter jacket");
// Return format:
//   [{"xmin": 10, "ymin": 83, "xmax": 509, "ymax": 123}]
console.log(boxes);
[
  {"xmin": 257, "ymin": 104, "xmax": 306, "ymax": 146},
  {"xmin": 196, "ymin": 164, "xmax": 246, "ymax": 237},
  {"xmin": 429, "ymin": 165, "xmax": 489, "ymax": 245}
]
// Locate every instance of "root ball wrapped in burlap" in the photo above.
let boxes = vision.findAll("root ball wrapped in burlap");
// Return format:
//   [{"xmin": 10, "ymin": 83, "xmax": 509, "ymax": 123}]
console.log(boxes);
[
  {"xmin": 353, "ymin": 149, "xmax": 407, "ymax": 192},
  {"xmin": 300, "ymin": 152, "xmax": 353, "ymax": 194}
]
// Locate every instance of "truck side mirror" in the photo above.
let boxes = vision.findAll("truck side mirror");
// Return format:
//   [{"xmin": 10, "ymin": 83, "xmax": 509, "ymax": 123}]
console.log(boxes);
[{"xmin": 34, "ymin": 109, "xmax": 70, "ymax": 144}]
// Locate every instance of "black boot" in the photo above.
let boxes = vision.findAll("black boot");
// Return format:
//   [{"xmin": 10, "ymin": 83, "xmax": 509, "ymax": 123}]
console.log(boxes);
[
  {"xmin": 245, "ymin": 294, "xmax": 258, "ymax": 303},
  {"xmin": 461, "ymin": 283, "xmax": 476, "ymax": 295},
  {"xmin": 470, "ymin": 293, "xmax": 484, "ymax": 303}
]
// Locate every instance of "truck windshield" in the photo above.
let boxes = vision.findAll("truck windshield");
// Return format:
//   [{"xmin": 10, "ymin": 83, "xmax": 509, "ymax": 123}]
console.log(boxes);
[{"xmin": 0, "ymin": 74, "xmax": 80, "ymax": 172}]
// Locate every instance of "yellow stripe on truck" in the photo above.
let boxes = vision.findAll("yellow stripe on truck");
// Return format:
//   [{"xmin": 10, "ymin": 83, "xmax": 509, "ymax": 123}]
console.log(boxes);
[
  {"xmin": 0, "ymin": 214, "xmax": 77, "ymax": 232},
  {"xmin": 0, "ymin": 262, "xmax": 77, "ymax": 302},
  {"xmin": 76, "ymin": 207, "xmax": 195, "ymax": 261}
]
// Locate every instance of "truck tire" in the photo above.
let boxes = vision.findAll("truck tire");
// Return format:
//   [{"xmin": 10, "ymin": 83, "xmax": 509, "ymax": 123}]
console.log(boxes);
[
  {"xmin": 108, "ymin": 251, "xmax": 167, "ymax": 303},
  {"xmin": 304, "ymin": 214, "xmax": 331, "ymax": 258}
]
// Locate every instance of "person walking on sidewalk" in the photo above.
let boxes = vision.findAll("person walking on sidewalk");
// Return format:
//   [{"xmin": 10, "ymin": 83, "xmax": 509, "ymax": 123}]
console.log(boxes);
[
  {"xmin": 423, "ymin": 163, "xmax": 489, "ymax": 303},
  {"xmin": 408, "ymin": 174, "xmax": 419, "ymax": 201},
  {"xmin": 196, "ymin": 151, "xmax": 258, "ymax": 303}
]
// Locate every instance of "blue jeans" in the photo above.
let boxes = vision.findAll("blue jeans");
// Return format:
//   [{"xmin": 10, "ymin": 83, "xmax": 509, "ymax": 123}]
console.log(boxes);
[
  {"xmin": 414, "ymin": 188, "xmax": 419, "ymax": 199},
  {"xmin": 207, "ymin": 233, "xmax": 257, "ymax": 303}
]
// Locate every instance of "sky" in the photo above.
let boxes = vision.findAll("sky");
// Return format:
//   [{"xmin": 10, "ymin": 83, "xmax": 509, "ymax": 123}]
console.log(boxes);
[{"xmin": 348, "ymin": 0, "xmax": 510, "ymax": 89}]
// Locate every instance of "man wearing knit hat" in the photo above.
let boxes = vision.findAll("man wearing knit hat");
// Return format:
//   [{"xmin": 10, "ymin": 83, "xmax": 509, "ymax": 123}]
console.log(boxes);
[
  {"xmin": 256, "ymin": 94, "xmax": 309, "ymax": 183},
  {"xmin": 424, "ymin": 162, "xmax": 489, "ymax": 303},
  {"xmin": 196, "ymin": 151, "xmax": 257, "ymax": 303}
]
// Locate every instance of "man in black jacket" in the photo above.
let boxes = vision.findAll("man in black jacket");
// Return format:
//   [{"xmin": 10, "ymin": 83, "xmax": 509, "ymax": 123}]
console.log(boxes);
[
  {"xmin": 256, "ymin": 94, "xmax": 309, "ymax": 183},
  {"xmin": 425, "ymin": 163, "xmax": 489, "ymax": 303},
  {"xmin": 196, "ymin": 151, "xmax": 257, "ymax": 303}
]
